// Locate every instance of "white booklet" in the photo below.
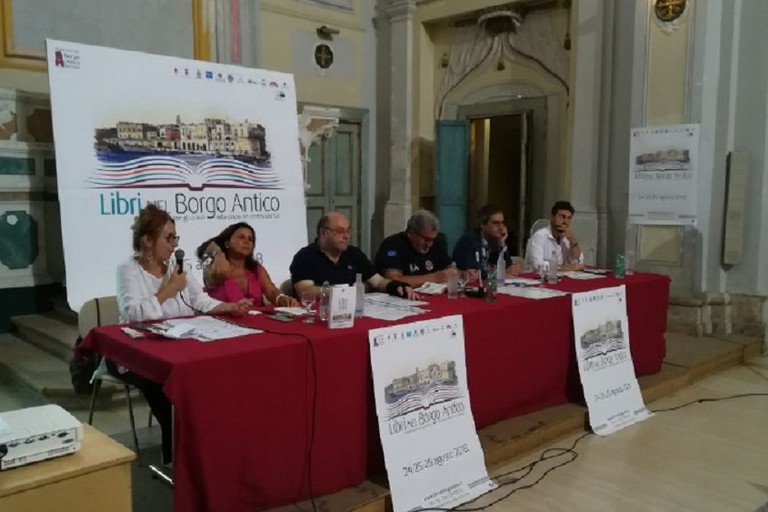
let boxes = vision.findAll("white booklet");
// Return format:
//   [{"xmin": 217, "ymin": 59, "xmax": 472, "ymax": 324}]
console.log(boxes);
[
  {"xmin": 414, "ymin": 281, "xmax": 447, "ymax": 294},
  {"xmin": 328, "ymin": 284, "xmax": 356, "ymax": 329}
]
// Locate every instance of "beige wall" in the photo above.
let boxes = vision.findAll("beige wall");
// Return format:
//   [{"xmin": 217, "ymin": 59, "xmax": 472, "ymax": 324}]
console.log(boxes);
[
  {"xmin": 641, "ymin": 15, "xmax": 691, "ymax": 270},
  {"xmin": 0, "ymin": 69, "xmax": 49, "ymax": 93},
  {"xmin": 647, "ymin": 20, "xmax": 689, "ymax": 124},
  {"xmin": 261, "ymin": 0, "xmax": 366, "ymax": 108}
]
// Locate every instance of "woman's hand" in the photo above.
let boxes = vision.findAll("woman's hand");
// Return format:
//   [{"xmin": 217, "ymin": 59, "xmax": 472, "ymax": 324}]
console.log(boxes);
[
  {"xmin": 226, "ymin": 298, "xmax": 254, "ymax": 315},
  {"xmin": 281, "ymin": 296, "xmax": 300, "ymax": 307},
  {"xmin": 166, "ymin": 270, "xmax": 187, "ymax": 295}
]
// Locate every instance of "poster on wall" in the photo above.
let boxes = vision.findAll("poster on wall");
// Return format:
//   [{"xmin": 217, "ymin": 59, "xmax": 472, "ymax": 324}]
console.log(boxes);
[
  {"xmin": 46, "ymin": 39, "xmax": 306, "ymax": 311},
  {"xmin": 628, "ymin": 124, "xmax": 700, "ymax": 225},
  {"xmin": 368, "ymin": 315, "xmax": 496, "ymax": 512},
  {"xmin": 571, "ymin": 285, "xmax": 652, "ymax": 436}
]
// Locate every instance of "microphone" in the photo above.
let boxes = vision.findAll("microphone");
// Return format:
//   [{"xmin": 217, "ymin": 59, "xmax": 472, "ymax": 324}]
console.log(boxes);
[{"xmin": 174, "ymin": 249, "xmax": 185, "ymax": 274}]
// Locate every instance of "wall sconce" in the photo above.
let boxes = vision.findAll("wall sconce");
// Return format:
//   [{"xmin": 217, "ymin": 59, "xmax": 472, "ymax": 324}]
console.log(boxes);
[
  {"xmin": 440, "ymin": 52, "xmax": 449, "ymax": 68},
  {"xmin": 316, "ymin": 25, "xmax": 340, "ymax": 40}
]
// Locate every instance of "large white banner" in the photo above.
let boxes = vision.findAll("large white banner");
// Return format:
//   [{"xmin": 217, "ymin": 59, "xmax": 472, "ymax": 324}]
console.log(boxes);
[
  {"xmin": 368, "ymin": 315, "xmax": 495, "ymax": 512},
  {"xmin": 628, "ymin": 124, "xmax": 700, "ymax": 225},
  {"xmin": 572, "ymin": 286, "xmax": 652, "ymax": 436},
  {"xmin": 46, "ymin": 40, "xmax": 307, "ymax": 311}
]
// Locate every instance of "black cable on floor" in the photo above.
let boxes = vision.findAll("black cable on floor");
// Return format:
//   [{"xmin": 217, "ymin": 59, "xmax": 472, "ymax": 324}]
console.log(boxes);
[
  {"xmin": 417, "ymin": 391, "xmax": 768, "ymax": 511},
  {"xmin": 650, "ymin": 392, "xmax": 768, "ymax": 412}
]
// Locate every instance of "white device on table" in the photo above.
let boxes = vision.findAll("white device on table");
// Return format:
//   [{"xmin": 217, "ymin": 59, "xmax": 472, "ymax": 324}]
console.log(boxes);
[{"xmin": 0, "ymin": 404, "xmax": 83, "ymax": 470}]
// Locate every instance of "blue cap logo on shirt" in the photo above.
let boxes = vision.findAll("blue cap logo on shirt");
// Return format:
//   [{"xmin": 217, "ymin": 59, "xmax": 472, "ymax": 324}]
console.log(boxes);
[{"xmin": 387, "ymin": 250, "xmax": 397, "ymax": 257}]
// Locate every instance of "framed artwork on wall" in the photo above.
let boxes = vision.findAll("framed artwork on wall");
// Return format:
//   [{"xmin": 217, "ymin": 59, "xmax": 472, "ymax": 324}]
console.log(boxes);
[{"xmin": 0, "ymin": 0, "xmax": 211, "ymax": 71}]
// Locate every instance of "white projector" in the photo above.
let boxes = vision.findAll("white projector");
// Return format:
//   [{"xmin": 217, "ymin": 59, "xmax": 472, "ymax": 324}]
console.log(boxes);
[{"xmin": 0, "ymin": 404, "xmax": 82, "ymax": 470}]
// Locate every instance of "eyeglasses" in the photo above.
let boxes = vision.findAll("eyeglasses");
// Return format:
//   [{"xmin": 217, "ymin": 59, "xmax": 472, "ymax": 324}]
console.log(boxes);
[
  {"xmin": 325, "ymin": 227, "xmax": 351, "ymax": 236},
  {"xmin": 411, "ymin": 231, "xmax": 439, "ymax": 244},
  {"xmin": 166, "ymin": 234, "xmax": 181, "ymax": 243}
]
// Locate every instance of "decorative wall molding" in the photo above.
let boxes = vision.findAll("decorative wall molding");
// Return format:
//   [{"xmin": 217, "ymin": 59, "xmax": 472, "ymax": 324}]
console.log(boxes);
[
  {"xmin": 0, "ymin": 87, "xmax": 57, "ymax": 287},
  {"xmin": 435, "ymin": 9, "xmax": 570, "ymax": 119},
  {"xmin": 297, "ymin": 105, "xmax": 341, "ymax": 191}
]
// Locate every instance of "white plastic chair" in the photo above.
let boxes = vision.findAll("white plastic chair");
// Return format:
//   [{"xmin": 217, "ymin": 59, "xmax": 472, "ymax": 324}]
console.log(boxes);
[
  {"xmin": 529, "ymin": 218, "xmax": 550, "ymax": 236},
  {"xmin": 81, "ymin": 296, "xmax": 149, "ymax": 465},
  {"xmin": 524, "ymin": 218, "xmax": 551, "ymax": 271}
]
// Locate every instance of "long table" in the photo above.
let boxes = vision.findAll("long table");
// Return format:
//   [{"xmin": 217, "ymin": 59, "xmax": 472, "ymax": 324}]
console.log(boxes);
[{"xmin": 80, "ymin": 272, "xmax": 669, "ymax": 511}]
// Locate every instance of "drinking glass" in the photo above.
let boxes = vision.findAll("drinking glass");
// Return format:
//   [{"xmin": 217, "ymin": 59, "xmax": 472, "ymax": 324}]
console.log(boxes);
[
  {"xmin": 300, "ymin": 291, "xmax": 316, "ymax": 323},
  {"xmin": 536, "ymin": 263, "xmax": 547, "ymax": 284},
  {"xmin": 456, "ymin": 270, "xmax": 467, "ymax": 297}
]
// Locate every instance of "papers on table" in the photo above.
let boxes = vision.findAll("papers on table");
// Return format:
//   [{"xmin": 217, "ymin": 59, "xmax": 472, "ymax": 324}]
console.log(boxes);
[
  {"xmin": 559, "ymin": 271, "xmax": 607, "ymax": 280},
  {"xmin": 504, "ymin": 277, "xmax": 542, "ymax": 286},
  {"xmin": 273, "ymin": 306, "xmax": 307, "ymax": 317},
  {"xmin": 414, "ymin": 281, "xmax": 447, "ymax": 295},
  {"xmin": 496, "ymin": 285, "xmax": 569, "ymax": 300},
  {"xmin": 149, "ymin": 316, "xmax": 262, "ymax": 342},
  {"xmin": 363, "ymin": 293, "xmax": 430, "ymax": 321}
]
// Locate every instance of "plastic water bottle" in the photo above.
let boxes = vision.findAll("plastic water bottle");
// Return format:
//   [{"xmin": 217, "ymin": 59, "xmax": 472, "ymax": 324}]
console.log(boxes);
[
  {"xmin": 547, "ymin": 250, "xmax": 558, "ymax": 284},
  {"xmin": 354, "ymin": 273, "xmax": 365, "ymax": 317},
  {"xmin": 625, "ymin": 249, "xmax": 635, "ymax": 275},
  {"xmin": 614, "ymin": 252, "xmax": 625, "ymax": 278},
  {"xmin": 447, "ymin": 263, "xmax": 459, "ymax": 299},
  {"xmin": 496, "ymin": 247, "xmax": 506, "ymax": 287},
  {"xmin": 485, "ymin": 265, "xmax": 498, "ymax": 301},
  {"xmin": 319, "ymin": 280, "xmax": 331, "ymax": 321}
]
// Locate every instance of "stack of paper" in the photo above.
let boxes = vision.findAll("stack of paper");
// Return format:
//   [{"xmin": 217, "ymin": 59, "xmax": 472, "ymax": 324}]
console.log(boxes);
[
  {"xmin": 364, "ymin": 293, "xmax": 430, "ymax": 321},
  {"xmin": 414, "ymin": 282, "xmax": 447, "ymax": 294},
  {"xmin": 496, "ymin": 286, "xmax": 569, "ymax": 300}
]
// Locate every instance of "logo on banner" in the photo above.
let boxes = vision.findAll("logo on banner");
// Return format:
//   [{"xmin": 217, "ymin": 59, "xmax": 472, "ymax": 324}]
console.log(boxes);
[
  {"xmin": 52, "ymin": 47, "xmax": 80, "ymax": 69},
  {"xmin": 580, "ymin": 319, "xmax": 626, "ymax": 358},
  {"xmin": 89, "ymin": 117, "xmax": 284, "ymax": 217},
  {"xmin": 384, "ymin": 361, "xmax": 462, "ymax": 420}
]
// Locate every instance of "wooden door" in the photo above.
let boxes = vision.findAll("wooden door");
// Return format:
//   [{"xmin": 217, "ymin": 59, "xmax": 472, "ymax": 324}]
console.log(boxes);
[{"xmin": 305, "ymin": 121, "xmax": 361, "ymax": 245}]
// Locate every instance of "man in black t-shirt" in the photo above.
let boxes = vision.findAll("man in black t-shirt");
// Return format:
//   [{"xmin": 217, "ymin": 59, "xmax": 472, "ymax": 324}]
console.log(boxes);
[
  {"xmin": 290, "ymin": 212, "xmax": 418, "ymax": 299},
  {"xmin": 374, "ymin": 210, "xmax": 452, "ymax": 287}
]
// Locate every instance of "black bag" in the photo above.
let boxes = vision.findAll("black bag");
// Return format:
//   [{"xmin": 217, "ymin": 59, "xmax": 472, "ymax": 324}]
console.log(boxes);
[
  {"xmin": 69, "ymin": 336, "xmax": 97, "ymax": 394},
  {"xmin": 68, "ymin": 297, "xmax": 103, "ymax": 394}
]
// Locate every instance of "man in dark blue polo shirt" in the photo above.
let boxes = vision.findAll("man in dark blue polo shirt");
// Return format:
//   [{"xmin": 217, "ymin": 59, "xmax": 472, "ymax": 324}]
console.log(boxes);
[
  {"xmin": 374, "ymin": 210, "xmax": 452, "ymax": 287},
  {"xmin": 452, "ymin": 204, "xmax": 520, "ymax": 276},
  {"xmin": 290, "ymin": 212, "xmax": 418, "ymax": 299}
]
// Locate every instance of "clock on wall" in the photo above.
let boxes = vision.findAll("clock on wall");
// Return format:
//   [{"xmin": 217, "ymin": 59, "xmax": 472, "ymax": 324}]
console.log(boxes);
[
  {"xmin": 654, "ymin": 0, "xmax": 686, "ymax": 22},
  {"xmin": 314, "ymin": 44, "xmax": 334, "ymax": 70}
]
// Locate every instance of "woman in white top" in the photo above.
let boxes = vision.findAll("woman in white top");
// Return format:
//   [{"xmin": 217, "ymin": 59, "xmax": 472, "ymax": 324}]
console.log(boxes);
[{"xmin": 110, "ymin": 203, "xmax": 251, "ymax": 464}]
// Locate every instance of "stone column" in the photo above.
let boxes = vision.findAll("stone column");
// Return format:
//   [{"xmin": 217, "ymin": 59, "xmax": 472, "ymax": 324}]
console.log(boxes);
[
  {"xmin": 567, "ymin": 0, "xmax": 606, "ymax": 265},
  {"xmin": 381, "ymin": 0, "xmax": 416, "ymax": 235}
]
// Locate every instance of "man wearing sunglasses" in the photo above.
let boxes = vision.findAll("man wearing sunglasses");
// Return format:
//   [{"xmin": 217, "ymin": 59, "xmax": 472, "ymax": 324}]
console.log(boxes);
[
  {"xmin": 452, "ymin": 204, "xmax": 519, "ymax": 276},
  {"xmin": 374, "ymin": 210, "xmax": 452, "ymax": 287},
  {"xmin": 290, "ymin": 211, "xmax": 418, "ymax": 299}
]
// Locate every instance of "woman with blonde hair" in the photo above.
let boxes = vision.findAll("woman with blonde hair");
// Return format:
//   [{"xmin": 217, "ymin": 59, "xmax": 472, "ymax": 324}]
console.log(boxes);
[{"xmin": 112, "ymin": 203, "xmax": 251, "ymax": 464}]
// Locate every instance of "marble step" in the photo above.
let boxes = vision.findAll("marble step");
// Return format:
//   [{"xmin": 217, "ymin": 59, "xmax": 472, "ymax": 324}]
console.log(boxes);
[
  {"xmin": 12, "ymin": 312, "xmax": 80, "ymax": 362},
  {"xmin": 48, "ymin": 294, "xmax": 79, "ymax": 325},
  {"xmin": 0, "ymin": 332, "xmax": 128, "ymax": 409}
]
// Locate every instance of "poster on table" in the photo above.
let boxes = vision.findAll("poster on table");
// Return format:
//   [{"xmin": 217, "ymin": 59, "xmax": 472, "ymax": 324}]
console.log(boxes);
[
  {"xmin": 628, "ymin": 124, "xmax": 700, "ymax": 225},
  {"xmin": 368, "ymin": 315, "xmax": 496, "ymax": 512},
  {"xmin": 571, "ymin": 285, "xmax": 652, "ymax": 436},
  {"xmin": 46, "ymin": 39, "xmax": 306, "ymax": 311}
]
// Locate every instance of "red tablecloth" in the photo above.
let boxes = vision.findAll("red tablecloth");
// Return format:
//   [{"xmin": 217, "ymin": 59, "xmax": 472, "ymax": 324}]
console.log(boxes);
[{"xmin": 80, "ymin": 272, "xmax": 668, "ymax": 511}]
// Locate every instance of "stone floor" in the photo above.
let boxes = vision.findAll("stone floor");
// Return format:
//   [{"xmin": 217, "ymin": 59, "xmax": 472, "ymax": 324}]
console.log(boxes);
[{"xmin": 0, "ymin": 331, "xmax": 764, "ymax": 512}]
